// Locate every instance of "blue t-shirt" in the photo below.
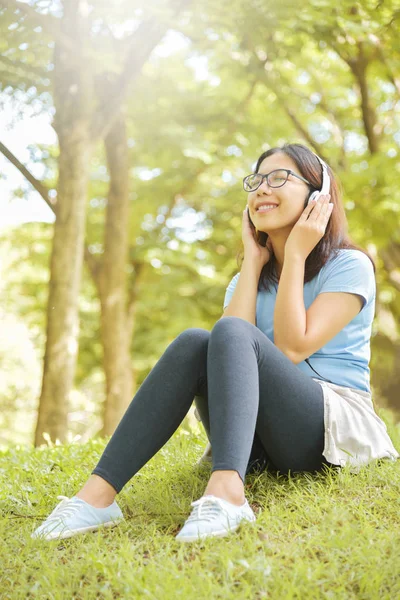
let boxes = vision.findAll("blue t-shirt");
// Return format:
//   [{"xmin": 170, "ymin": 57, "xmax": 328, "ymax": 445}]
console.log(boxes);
[{"xmin": 223, "ymin": 249, "xmax": 376, "ymax": 393}]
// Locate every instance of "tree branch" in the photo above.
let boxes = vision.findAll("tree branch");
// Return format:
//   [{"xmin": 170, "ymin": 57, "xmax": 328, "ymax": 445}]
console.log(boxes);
[
  {"xmin": 91, "ymin": 18, "xmax": 168, "ymax": 141},
  {"xmin": 375, "ymin": 45, "xmax": 400, "ymax": 99},
  {"xmin": 273, "ymin": 68, "xmax": 346, "ymax": 169},
  {"xmin": 250, "ymin": 52, "xmax": 330, "ymax": 163},
  {"xmin": 91, "ymin": 0, "xmax": 193, "ymax": 141},
  {"xmin": 313, "ymin": 20, "xmax": 381, "ymax": 156},
  {"xmin": 276, "ymin": 91, "xmax": 328, "ymax": 159},
  {"xmin": 0, "ymin": 140, "xmax": 55, "ymax": 212},
  {"xmin": 346, "ymin": 42, "xmax": 380, "ymax": 154},
  {"xmin": 0, "ymin": 139, "xmax": 102, "ymax": 276}
]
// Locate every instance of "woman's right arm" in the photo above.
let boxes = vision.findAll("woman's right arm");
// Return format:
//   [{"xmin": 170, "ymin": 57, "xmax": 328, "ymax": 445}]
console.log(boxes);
[
  {"xmin": 221, "ymin": 207, "xmax": 272, "ymax": 325},
  {"xmin": 221, "ymin": 258, "xmax": 262, "ymax": 326}
]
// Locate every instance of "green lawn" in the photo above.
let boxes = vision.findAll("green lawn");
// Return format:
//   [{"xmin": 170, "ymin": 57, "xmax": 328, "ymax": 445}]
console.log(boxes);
[{"xmin": 1, "ymin": 409, "xmax": 400, "ymax": 600}]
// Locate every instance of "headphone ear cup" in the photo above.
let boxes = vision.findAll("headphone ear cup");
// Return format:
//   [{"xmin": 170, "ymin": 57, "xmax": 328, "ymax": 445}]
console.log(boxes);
[{"xmin": 308, "ymin": 191, "xmax": 319, "ymax": 205}]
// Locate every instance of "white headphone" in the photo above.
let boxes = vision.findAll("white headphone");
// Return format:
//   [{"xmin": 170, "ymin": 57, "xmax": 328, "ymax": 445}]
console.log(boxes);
[{"xmin": 307, "ymin": 155, "xmax": 330, "ymax": 206}]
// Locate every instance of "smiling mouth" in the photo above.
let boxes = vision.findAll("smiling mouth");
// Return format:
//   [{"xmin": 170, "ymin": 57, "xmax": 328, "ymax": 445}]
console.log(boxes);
[{"xmin": 257, "ymin": 206, "xmax": 279, "ymax": 213}]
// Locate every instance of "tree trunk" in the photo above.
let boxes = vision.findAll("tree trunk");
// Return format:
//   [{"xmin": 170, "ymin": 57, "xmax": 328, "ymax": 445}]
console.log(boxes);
[
  {"xmin": 98, "ymin": 108, "xmax": 133, "ymax": 435},
  {"xmin": 348, "ymin": 43, "xmax": 380, "ymax": 155},
  {"xmin": 34, "ymin": 1, "xmax": 92, "ymax": 445}
]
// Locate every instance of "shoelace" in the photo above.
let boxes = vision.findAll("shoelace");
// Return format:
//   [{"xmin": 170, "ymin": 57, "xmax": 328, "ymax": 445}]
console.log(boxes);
[
  {"xmin": 186, "ymin": 496, "xmax": 232, "ymax": 523},
  {"xmin": 43, "ymin": 496, "xmax": 81, "ymax": 525}
]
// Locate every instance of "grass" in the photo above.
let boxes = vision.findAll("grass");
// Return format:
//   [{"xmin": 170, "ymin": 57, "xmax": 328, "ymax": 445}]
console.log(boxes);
[{"xmin": 1, "ymin": 409, "xmax": 400, "ymax": 600}]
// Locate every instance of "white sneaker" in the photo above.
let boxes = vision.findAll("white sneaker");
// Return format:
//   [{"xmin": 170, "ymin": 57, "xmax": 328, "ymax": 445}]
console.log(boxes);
[
  {"xmin": 31, "ymin": 496, "xmax": 124, "ymax": 541},
  {"xmin": 175, "ymin": 495, "xmax": 256, "ymax": 542}
]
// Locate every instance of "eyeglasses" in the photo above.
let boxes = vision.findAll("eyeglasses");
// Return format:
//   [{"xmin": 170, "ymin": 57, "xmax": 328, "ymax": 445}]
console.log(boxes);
[{"xmin": 243, "ymin": 169, "xmax": 311, "ymax": 192}]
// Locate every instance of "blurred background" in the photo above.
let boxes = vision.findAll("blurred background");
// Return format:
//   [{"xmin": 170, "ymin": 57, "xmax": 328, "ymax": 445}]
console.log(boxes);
[{"xmin": 1, "ymin": 0, "xmax": 399, "ymax": 448}]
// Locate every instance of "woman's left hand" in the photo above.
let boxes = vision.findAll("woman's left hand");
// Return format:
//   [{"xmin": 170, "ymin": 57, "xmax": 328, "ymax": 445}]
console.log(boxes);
[{"xmin": 284, "ymin": 194, "xmax": 334, "ymax": 260}]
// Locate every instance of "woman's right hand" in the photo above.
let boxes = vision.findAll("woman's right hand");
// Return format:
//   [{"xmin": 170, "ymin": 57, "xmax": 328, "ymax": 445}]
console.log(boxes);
[{"xmin": 242, "ymin": 207, "xmax": 273, "ymax": 269}]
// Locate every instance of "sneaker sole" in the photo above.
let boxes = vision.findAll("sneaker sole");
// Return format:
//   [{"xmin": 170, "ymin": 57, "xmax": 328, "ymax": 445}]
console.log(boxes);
[
  {"xmin": 34, "ymin": 518, "xmax": 123, "ymax": 541},
  {"xmin": 175, "ymin": 516, "xmax": 256, "ymax": 542}
]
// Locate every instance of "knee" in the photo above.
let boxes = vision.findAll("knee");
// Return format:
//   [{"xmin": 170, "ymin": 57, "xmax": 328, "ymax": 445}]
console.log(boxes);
[
  {"xmin": 164, "ymin": 328, "xmax": 210, "ymax": 362},
  {"xmin": 211, "ymin": 316, "xmax": 249, "ymax": 339},
  {"xmin": 174, "ymin": 327, "xmax": 210, "ymax": 349}
]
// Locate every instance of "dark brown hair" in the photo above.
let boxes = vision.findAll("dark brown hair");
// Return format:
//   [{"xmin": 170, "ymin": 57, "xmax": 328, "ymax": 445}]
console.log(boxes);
[{"xmin": 237, "ymin": 143, "xmax": 376, "ymax": 292}]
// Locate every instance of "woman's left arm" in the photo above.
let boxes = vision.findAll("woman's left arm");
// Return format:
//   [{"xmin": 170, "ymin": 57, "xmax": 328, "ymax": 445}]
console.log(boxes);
[{"xmin": 274, "ymin": 194, "xmax": 334, "ymax": 360}]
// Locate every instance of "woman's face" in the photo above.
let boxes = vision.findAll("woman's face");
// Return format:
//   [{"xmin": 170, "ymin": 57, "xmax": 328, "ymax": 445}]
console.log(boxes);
[{"xmin": 247, "ymin": 152, "xmax": 311, "ymax": 233}]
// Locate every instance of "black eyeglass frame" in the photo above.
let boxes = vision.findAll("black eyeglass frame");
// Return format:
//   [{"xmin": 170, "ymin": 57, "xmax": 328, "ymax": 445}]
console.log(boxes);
[{"xmin": 243, "ymin": 169, "xmax": 312, "ymax": 192}]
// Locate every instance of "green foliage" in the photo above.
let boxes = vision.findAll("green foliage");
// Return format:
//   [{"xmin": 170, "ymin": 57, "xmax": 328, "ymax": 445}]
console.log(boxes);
[{"xmin": 1, "ymin": 419, "xmax": 400, "ymax": 598}]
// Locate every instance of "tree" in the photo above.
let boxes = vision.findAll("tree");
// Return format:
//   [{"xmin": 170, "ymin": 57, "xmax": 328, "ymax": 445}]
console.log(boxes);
[{"xmin": 0, "ymin": 0, "xmax": 191, "ymax": 444}]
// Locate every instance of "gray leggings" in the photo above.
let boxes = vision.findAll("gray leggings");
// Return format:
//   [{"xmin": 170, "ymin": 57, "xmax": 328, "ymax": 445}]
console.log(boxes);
[{"xmin": 93, "ymin": 317, "xmax": 331, "ymax": 492}]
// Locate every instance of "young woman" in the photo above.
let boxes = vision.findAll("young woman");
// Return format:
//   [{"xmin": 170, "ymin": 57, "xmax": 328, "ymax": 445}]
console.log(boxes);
[{"xmin": 32, "ymin": 143, "xmax": 399, "ymax": 543}]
